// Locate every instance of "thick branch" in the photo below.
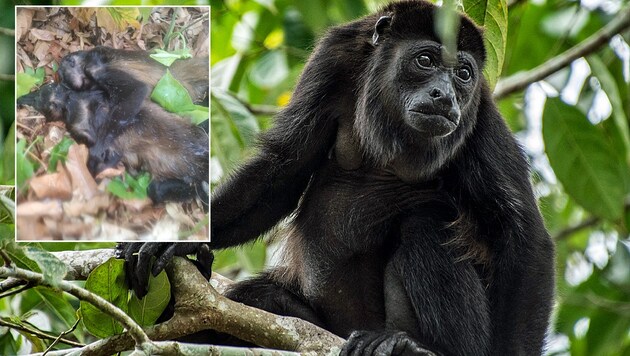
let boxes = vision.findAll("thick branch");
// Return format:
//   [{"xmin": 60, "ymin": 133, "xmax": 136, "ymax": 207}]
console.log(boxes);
[
  {"xmin": 36, "ymin": 341, "xmax": 304, "ymax": 356},
  {"xmin": 69, "ymin": 257, "xmax": 343, "ymax": 356},
  {"xmin": 494, "ymin": 6, "xmax": 630, "ymax": 100}
]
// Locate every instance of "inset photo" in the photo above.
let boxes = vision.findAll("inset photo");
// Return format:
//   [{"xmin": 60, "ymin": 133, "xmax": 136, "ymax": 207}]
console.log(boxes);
[{"xmin": 15, "ymin": 7, "xmax": 209, "ymax": 241}]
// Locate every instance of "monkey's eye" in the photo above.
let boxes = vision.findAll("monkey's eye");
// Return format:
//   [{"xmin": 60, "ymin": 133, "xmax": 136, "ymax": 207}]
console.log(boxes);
[
  {"xmin": 416, "ymin": 55, "xmax": 433, "ymax": 68},
  {"xmin": 65, "ymin": 56, "xmax": 76, "ymax": 67},
  {"xmin": 456, "ymin": 67, "xmax": 472, "ymax": 81}
]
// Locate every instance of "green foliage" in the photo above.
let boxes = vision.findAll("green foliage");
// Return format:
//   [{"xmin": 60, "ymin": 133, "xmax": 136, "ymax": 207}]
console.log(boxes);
[
  {"xmin": 151, "ymin": 70, "xmax": 209, "ymax": 124},
  {"xmin": 543, "ymin": 98, "xmax": 628, "ymax": 220},
  {"xmin": 47, "ymin": 137, "xmax": 74, "ymax": 173},
  {"xmin": 80, "ymin": 257, "xmax": 170, "ymax": 337},
  {"xmin": 16, "ymin": 67, "xmax": 44, "ymax": 98},
  {"xmin": 463, "ymin": 0, "xmax": 508, "ymax": 88},
  {"xmin": 23, "ymin": 246, "xmax": 68, "ymax": 287},
  {"xmin": 128, "ymin": 268, "xmax": 170, "ymax": 327},
  {"xmin": 107, "ymin": 172, "xmax": 151, "ymax": 200},
  {"xmin": 150, "ymin": 48, "xmax": 193, "ymax": 67},
  {"xmin": 80, "ymin": 258, "xmax": 128, "ymax": 337},
  {"xmin": 16, "ymin": 138, "xmax": 38, "ymax": 191}
]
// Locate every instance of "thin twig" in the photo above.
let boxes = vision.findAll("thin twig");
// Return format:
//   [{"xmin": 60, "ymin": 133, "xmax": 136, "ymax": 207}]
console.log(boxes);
[
  {"xmin": 553, "ymin": 216, "xmax": 600, "ymax": 241},
  {"xmin": 0, "ymin": 282, "xmax": 34, "ymax": 299},
  {"xmin": 0, "ymin": 250, "xmax": 12, "ymax": 267},
  {"xmin": 0, "ymin": 27, "xmax": 14, "ymax": 36},
  {"xmin": 494, "ymin": 6, "xmax": 630, "ymax": 99},
  {"xmin": 0, "ymin": 73, "xmax": 15, "ymax": 81},
  {"xmin": 0, "ymin": 278, "xmax": 27, "ymax": 293},
  {"xmin": 0, "ymin": 265, "xmax": 151, "ymax": 348},
  {"xmin": 0, "ymin": 318, "xmax": 83, "ymax": 348},
  {"xmin": 44, "ymin": 318, "xmax": 83, "ymax": 353}
]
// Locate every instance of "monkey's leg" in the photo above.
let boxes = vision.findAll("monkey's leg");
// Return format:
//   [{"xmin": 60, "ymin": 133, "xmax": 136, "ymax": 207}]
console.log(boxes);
[
  {"xmin": 342, "ymin": 216, "xmax": 491, "ymax": 356},
  {"xmin": 224, "ymin": 270, "xmax": 325, "ymax": 328},
  {"xmin": 148, "ymin": 179, "xmax": 208, "ymax": 206}
]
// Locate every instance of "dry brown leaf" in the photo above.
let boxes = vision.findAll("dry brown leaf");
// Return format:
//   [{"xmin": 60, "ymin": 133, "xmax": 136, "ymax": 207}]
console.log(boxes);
[
  {"xmin": 16, "ymin": 8, "xmax": 34, "ymax": 41},
  {"xmin": 95, "ymin": 166, "xmax": 125, "ymax": 180},
  {"xmin": 29, "ymin": 163, "xmax": 72, "ymax": 200},
  {"xmin": 32, "ymin": 41, "xmax": 51, "ymax": 64},
  {"xmin": 65, "ymin": 144, "xmax": 98, "ymax": 199},
  {"xmin": 17, "ymin": 201, "xmax": 63, "ymax": 218},
  {"xmin": 16, "ymin": 216, "xmax": 50, "ymax": 240},
  {"xmin": 120, "ymin": 198, "xmax": 152, "ymax": 212},
  {"xmin": 63, "ymin": 193, "xmax": 109, "ymax": 217},
  {"xmin": 30, "ymin": 28, "xmax": 56, "ymax": 41},
  {"xmin": 68, "ymin": 8, "xmax": 96, "ymax": 25}
]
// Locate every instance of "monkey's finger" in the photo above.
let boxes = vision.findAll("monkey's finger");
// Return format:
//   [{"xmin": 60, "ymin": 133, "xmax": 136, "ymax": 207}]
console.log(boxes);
[
  {"xmin": 134, "ymin": 243, "xmax": 163, "ymax": 297},
  {"xmin": 120, "ymin": 242, "xmax": 143, "ymax": 294},
  {"xmin": 196, "ymin": 243, "xmax": 214, "ymax": 278},
  {"xmin": 151, "ymin": 243, "xmax": 184, "ymax": 277},
  {"xmin": 364, "ymin": 333, "xmax": 391, "ymax": 355}
]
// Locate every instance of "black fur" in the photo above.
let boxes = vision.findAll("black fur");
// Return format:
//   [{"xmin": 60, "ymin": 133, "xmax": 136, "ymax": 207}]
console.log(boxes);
[
  {"xmin": 58, "ymin": 46, "xmax": 209, "ymax": 105},
  {"xmin": 120, "ymin": 1, "xmax": 554, "ymax": 355},
  {"xmin": 17, "ymin": 83, "xmax": 209, "ymax": 206}
]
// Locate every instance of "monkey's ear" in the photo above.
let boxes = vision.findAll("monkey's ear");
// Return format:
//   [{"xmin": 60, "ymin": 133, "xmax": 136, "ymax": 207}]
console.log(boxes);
[{"xmin": 372, "ymin": 15, "xmax": 392, "ymax": 46}]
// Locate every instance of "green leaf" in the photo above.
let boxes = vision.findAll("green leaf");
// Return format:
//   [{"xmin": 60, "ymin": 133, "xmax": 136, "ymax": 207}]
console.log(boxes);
[
  {"xmin": 212, "ymin": 89, "xmax": 260, "ymax": 147},
  {"xmin": 543, "ymin": 98, "xmax": 626, "ymax": 220},
  {"xmin": 24, "ymin": 246, "xmax": 67, "ymax": 287},
  {"xmin": 249, "ymin": 50, "xmax": 289, "ymax": 89},
  {"xmin": 586, "ymin": 55, "xmax": 630, "ymax": 164},
  {"xmin": 16, "ymin": 138, "xmax": 36, "ymax": 191},
  {"xmin": 80, "ymin": 258, "xmax": 128, "ymax": 338},
  {"xmin": 106, "ymin": 172, "xmax": 150, "ymax": 200},
  {"xmin": 47, "ymin": 137, "xmax": 74, "ymax": 173},
  {"xmin": 3, "ymin": 122, "xmax": 15, "ymax": 184},
  {"xmin": 179, "ymin": 105, "xmax": 210, "ymax": 125},
  {"xmin": 150, "ymin": 49, "xmax": 192, "ymax": 67},
  {"xmin": 151, "ymin": 70, "xmax": 196, "ymax": 112},
  {"xmin": 463, "ymin": 0, "xmax": 508, "ymax": 89},
  {"xmin": 128, "ymin": 269, "xmax": 170, "ymax": 327},
  {"xmin": 16, "ymin": 69, "xmax": 44, "ymax": 98}
]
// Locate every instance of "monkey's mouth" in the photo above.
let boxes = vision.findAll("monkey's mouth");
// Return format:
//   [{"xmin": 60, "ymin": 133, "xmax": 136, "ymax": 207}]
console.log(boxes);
[{"xmin": 406, "ymin": 110, "xmax": 459, "ymax": 137}]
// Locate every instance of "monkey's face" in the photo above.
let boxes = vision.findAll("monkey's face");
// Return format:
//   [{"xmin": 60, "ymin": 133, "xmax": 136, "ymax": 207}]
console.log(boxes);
[
  {"xmin": 394, "ymin": 40, "xmax": 480, "ymax": 138},
  {"xmin": 59, "ymin": 51, "xmax": 95, "ymax": 90},
  {"xmin": 17, "ymin": 83, "xmax": 68, "ymax": 123}
]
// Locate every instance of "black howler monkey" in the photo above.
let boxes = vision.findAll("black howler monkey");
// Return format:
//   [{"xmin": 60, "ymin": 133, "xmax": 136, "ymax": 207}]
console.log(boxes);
[
  {"xmin": 59, "ymin": 46, "xmax": 209, "ymax": 105},
  {"xmin": 18, "ymin": 83, "xmax": 209, "ymax": 205},
  {"xmin": 120, "ymin": 1, "xmax": 555, "ymax": 355}
]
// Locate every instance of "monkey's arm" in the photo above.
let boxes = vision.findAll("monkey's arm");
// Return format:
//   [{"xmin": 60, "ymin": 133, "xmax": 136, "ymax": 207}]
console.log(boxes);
[
  {"xmin": 211, "ymin": 102, "xmax": 338, "ymax": 248},
  {"xmin": 463, "ymin": 94, "xmax": 555, "ymax": 354},
  {"xmin": 83, "ymin": 55, "xmax": 148, "ymax": 122}
]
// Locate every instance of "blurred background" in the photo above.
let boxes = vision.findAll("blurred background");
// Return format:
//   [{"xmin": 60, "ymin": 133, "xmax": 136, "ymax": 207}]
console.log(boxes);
[{"xmin": 1, "ymin": 0, "xmax": 629, "ymax": 355}]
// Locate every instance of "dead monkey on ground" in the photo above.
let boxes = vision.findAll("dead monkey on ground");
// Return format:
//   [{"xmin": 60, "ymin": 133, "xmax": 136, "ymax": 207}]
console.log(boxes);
[
  {"xmin": 59, "ymin": 46, "xmax": 209, "ymax": 105},
  {"xmin": 18, "ymin": 47, "xmax": 209, "ymax": 205}
]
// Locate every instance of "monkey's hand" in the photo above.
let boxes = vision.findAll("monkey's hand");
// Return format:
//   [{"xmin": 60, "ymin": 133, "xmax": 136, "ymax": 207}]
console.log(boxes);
[
  {"xmin": 341, "ymin": 331, "xmax": 438, "ymax": 356},
  {"xmin": 115, "ymin": 242, "xmax": 213, "ymax": 298}
]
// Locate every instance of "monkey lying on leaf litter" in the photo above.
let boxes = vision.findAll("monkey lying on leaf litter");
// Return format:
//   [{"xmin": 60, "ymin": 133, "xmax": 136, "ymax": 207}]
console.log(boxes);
[{"xmin": 18, "ymin": 47, "xmax": 209, "ymax": 206}]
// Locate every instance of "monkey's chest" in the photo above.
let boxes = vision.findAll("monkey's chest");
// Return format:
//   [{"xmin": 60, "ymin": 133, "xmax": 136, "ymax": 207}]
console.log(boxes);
[{"xmin": 296, "ymin": 169, "xmax": 450, "ymax": 250}]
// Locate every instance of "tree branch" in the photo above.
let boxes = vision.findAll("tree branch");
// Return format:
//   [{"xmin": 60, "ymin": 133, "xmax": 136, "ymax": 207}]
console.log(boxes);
[
  {"xmin": 0, "ymin": 264, "xmax": 151, "ymax": 349},
  {"xmin": 36, "ymin": 341, "xmax": 305, "ymax": 356},
  {"xmin": 45, "ymin": 250, "xmax": 342, "ymax": 355},
  {"xmin": 63, "ymin": 257, "xmax": 344, "ymax": 355},
  {"xmin": 493, "ymin": 6, "xmax": 630, "ymax": 100},
  {"xmin": 553, "ymin": 216, "xmax": 600, "ymax": 241},
  {"xmin": 0, "ymin": 27, "xmax": 14, "ymax": 36},
  {"xmin": 0, "ymin": 318, "xmax": 83, "ymax": 347}
]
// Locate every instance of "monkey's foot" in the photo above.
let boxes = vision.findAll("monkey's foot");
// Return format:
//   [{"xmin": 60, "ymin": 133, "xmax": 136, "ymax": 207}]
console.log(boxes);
[{"xmin": 340, "ymin": 330, "xmax": 436, "ymax": 356}]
